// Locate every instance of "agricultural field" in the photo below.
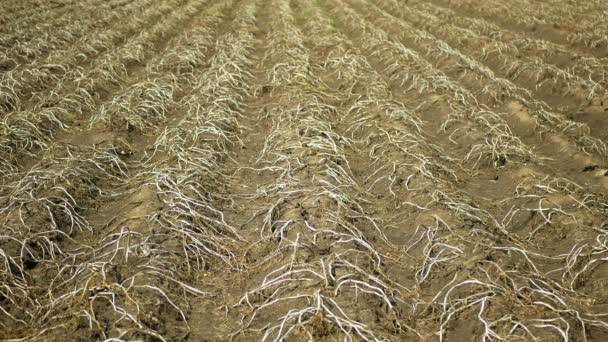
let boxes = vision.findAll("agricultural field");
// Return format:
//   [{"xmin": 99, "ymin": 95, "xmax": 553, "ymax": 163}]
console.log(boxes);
[{"xmin": 1, "ymin": 0, "xmax": 608, "ymax": 340}]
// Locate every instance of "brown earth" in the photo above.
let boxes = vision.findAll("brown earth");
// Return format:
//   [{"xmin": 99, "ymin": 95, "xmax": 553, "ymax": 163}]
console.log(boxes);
[{"xmin": 1, "ymin": 0, "xmax": 608, "ymax": 341}]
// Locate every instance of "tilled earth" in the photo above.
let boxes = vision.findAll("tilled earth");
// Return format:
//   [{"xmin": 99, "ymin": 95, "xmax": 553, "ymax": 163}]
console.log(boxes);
[{"xmin": 1, "ymin": 0, "xmax": 608, "ymax": 340}]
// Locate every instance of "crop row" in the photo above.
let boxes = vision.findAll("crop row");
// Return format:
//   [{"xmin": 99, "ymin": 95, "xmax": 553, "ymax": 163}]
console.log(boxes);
[
  {"xmin": 345, "ymin": 0, "xmax": 607, "ymax": 157},
  {"xmin": 433, "ymin": 0, "xmax": 608, "ymax": 53},
  {"xmin": 0, "ymin": 0, "xmax": 258, "ymax": 339},
  {"xmin": 406, "ymin": 1, "xmax": 608, "ymax": 88}
]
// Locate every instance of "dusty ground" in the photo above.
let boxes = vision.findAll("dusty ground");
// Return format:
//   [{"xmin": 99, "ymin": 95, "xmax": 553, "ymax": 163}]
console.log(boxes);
[{"xmin": 1, "ymin": 0, "xmax": 608, "ymax": 340}]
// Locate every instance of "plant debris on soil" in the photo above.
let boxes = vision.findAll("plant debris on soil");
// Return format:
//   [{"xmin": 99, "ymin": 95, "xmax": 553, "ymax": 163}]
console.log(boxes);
[{"xmin": 1, "ymin": 0, "xmax": 608, "ymax": 340}]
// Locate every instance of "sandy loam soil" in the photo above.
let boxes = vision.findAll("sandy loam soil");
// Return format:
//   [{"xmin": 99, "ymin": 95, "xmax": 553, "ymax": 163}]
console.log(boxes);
[{"xmin": 0, "ymin": 0, "xmax": 608, "ymax": 341}]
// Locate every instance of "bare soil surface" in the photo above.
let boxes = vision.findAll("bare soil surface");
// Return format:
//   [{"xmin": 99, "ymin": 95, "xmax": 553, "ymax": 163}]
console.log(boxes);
[{"xmin": 1, "ymin": 0, "xmax": 608, "ymax": 341}]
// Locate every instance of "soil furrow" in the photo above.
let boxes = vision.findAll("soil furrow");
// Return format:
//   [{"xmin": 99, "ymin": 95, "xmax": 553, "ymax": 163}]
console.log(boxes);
[{"xmin": 2, "ymin": 0, "xmax": 608, "ymax": 340}]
